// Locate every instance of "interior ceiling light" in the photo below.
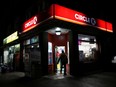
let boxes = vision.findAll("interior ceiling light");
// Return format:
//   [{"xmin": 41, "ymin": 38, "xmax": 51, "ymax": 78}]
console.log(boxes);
[
  {"xmin": 55, "ymin": 27, "xmax": 61, "ymax": 31},
  {"xmin": 55, "ymin": 27, "xmax": 61, "ymax": 35},
  {"xmin": 55, "ymin": 31, "xmax": 61, "ymax": 35}
]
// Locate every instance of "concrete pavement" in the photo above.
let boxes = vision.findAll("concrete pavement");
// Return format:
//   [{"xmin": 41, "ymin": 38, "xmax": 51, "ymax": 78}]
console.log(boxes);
[{"xmin": 0, "ymin": 71, "xmax": 116, "ymax": 87}]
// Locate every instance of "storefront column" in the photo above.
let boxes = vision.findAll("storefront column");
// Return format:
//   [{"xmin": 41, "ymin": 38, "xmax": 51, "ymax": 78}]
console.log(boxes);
[
  {"xmin": 39, "ymin": 32, "xmax": 48, "ymax": 75},
  {"xmin": 69, "ymin": 31, "xmax": 79, "ymax": 76}
]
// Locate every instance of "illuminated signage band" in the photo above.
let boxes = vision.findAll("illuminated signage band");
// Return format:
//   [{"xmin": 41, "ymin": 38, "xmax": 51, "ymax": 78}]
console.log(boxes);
[
  {"xmin": 25, "ymin": 16, "xmax": 37, "ymax": 29},
  {"xmin": 22, "ymin": 4, "xmax": 113, "ymax": 33},
  {"xmin": 54, "ymin": 4, "xmax": 113, "ymax": 32},
  {"xmin": 3, "ymin": 31, "xmax": 19, "ymax": 44},
  {"xmin": 75, "ymin": 13, "xmax": 96, "ymax": 26},
  {"xmin": 23, "ymin": 16, "xmax": 38, "ymax": 32},
  {"xmin": 22, "ymin": 10, "xmax": 52, "ymax": 33}
]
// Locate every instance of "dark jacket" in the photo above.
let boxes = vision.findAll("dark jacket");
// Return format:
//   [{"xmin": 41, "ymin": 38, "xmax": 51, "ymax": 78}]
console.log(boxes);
[{"xmin": 57, "ymin": 53, "xmax": 68, "ymax": 64}]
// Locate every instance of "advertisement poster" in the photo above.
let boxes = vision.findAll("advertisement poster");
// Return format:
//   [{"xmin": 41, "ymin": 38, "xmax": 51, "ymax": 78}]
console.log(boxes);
[{"xmin": 48, "ymin": 42, "xmax": 53, "ymax": 65}]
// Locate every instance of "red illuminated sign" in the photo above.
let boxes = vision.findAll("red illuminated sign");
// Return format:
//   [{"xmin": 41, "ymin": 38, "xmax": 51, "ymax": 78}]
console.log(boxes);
[
  {"xmin": 54, "ymin": 4, "xmax": 113, "ymax": 32},
  {"xmin": 22, "ymin": 5, "xmax": 53, "ymax": 33},
  {"xmin": 54, "ymin": 4, "xmax": 97, "ymax": 26},
  {"xmin": 25, "ymin": 16, "xmax": 37, "ymax": 29},
  {"xmin": 106, "ymin": 22, "xmax": 112, "ymax": 32},
  {"xmin": 23, "ymin": 16, "xmax": 38, "ymax": 32},
  {"xmin": 75, "ymin": 14, "xmax": 96, "ymax": 26},
  {"xmin": 22, "ymin": 4, "xmax": 113, "ymax": 33}
]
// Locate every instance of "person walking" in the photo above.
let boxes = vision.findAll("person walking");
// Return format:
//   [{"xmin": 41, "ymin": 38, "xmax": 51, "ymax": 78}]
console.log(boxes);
[{"xmin": 57, "ymin": 50, "xmax": 68, "ymax": 75}]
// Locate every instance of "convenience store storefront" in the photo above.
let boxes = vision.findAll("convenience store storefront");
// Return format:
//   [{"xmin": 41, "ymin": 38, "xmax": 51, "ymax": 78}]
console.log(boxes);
[
  {"xmin": 19, "ymin": 4, "xmax": 113, "ymax": 78},
  {"xmin": 3, "ymin": 31, "xmax": 21, "ymax": 72}
]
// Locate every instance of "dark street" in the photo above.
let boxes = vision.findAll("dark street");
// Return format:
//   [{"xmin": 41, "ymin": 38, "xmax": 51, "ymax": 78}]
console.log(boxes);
[{"xmin": 0, "ymin": 71, "xmax": 116, "ymax": 87}]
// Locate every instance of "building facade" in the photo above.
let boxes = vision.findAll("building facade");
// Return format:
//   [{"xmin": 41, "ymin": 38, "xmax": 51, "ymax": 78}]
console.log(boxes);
[
  {"xmin": 19, "ymin": 4, "xmax": 113, "ymax": 78},
  {"xmin": 1, "ymin": 1, "xmax": 114, "ymax": 78}
]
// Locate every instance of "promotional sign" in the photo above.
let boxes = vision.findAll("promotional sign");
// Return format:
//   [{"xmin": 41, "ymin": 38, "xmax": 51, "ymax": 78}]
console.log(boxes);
[{"xmin": 48, "ymin": 42, "xmax": 53, "ymax": 65}]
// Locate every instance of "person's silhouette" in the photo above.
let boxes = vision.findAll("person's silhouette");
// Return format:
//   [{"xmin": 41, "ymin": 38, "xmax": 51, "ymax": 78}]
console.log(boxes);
[{"xmin": 57, "ymin": 50, "xmax": 68, "ymax": 75}]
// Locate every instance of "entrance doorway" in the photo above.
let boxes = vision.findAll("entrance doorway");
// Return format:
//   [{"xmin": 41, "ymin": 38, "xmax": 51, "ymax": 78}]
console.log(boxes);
[
  {"xmin": 55, "ymin": 46, "xmax": 65, "ymax": 74},
  {"xmin": 47, "ymin": 27, "xmax": 70, "ymax": 75}
]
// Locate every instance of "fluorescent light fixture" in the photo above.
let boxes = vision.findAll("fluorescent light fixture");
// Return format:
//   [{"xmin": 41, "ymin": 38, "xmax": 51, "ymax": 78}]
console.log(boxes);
[
  {"xmin": 55, "ymin": 27, "xmax": 61, "ymax": 35},
  {"xmin": 56, "ymin": 31, "xmax": 61, "ymax": 35},
  {"xmin": 55, "ymin": 27, "xmax": 61, "ymax": 31}
]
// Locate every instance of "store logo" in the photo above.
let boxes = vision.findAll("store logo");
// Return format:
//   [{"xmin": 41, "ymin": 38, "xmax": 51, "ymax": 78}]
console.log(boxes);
[
  {"xmin": 90, "ymin": 18, "xmax": 96, "ymax": 25},
  {"xmin": 24, "ymin": 16, "xmax": 38, "ymax": 29},
  {"xmin": 75, "ymin": 14, "xmax": 96, "ymax": 26}
]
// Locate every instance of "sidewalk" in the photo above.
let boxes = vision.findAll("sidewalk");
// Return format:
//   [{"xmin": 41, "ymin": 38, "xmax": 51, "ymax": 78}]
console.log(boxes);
[
  {"xmin": 0, "ymin": 71, "xmax": 116, "ymax": 87},
  {"xmin": 0, "ymin": 72, "xmax": 25, "ymax": 81}
]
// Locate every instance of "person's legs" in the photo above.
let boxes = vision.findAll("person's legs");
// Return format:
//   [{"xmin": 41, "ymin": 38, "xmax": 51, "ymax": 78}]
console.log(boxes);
[
  {"xmin": 64, "ymin": 64, "xmax": 66, "ymax": 75},
  {"xmin": 60, "ymin": 64, "xmax": 63, "ymax": 74}
]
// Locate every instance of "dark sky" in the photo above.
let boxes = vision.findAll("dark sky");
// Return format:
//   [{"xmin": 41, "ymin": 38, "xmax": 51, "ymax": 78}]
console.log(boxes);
[
  {"xmin": 0, "ymin": 0, "xmax": 115, "ymax": 37},
  {"xmin": 0, "ymin": 0, "xmax": 33, "ymax": 27},
  {"xmin": 0, "ymin": 0, "xmax": 35, "ymax": 38}
]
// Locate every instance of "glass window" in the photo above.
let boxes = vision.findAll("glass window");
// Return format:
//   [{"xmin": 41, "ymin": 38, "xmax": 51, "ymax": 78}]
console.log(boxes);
[
  {"xmin": 24, "ymin": 36, "xmax": 39, "ymax": 46},
  {"xmin": 31, "ymin": 36, "xmax": 39, "ymax": 44},
  {"xmin": 23, "ymin": 36, "xmax": 40, "ymax": 64},
  {"xmin": 78, "ymin": 34, "xmax": 98, "ymax": 63},
  {"xmin": 25, "ymin": 39, "xmax": 30, "ymax": 45}
]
